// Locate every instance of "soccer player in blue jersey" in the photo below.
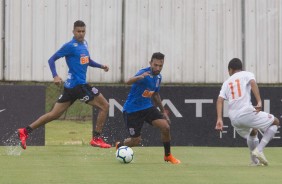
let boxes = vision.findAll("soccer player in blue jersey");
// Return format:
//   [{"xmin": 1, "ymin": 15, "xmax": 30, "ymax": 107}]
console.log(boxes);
[
  {"xmin": 116, "ymin": 52, "xmax": 181, "ymax": 164},
  {"xmin": 18, "ymin": 20, "xmax": 111, "ymax": 149}
]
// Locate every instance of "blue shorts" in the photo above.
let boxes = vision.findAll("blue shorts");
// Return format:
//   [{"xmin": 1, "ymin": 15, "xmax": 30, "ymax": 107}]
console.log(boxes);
[
  {"xmin": 123, "ymin": 106, "xmax": 165, "ymax": 137},
  {"xmin": 57, "ymin": 84, "xmax": 100, "ymax": 104}
]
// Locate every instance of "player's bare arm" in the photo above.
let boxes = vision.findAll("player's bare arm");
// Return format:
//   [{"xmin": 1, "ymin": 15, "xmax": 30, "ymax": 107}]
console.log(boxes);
[
  {"xmin": 250, "ymin": 79, "xmax": 262, "ymax": 112},
  {"xmin": 152, "ymin": 92, "xmax": 170, "ymax": 124},
  {"xmin": 152, "ymin": 92, "xmax": 164, "ymax": 112},
  {"xmin": 53, "ymin": 76, "xmax": 63, "ymax": 86},
  {"xmin": 215, "ymin": 96, "xmax": 224, "ymax": 131},
  {"xmin": 125, "ymin": 71, "xmax": 150, "ymax": 85}
]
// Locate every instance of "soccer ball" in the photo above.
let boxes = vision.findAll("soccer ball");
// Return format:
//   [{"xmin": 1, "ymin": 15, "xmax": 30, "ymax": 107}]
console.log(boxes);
[{"xmin": 115, "ymin": 146, "xmax": 134, "ymax": 163}]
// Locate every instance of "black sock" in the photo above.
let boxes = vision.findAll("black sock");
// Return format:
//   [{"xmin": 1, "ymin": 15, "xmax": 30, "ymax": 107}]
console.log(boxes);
[
  {"xmin": 93, "ymin": 131, "xmax": 101, "ymax": 138},
  {"xmin": 163, "ymin": 142, "xmax": 171, "ymax": 156},
  {"xmin": 26, "ymin": 126, "xmax": 33, "ymax": 134}
]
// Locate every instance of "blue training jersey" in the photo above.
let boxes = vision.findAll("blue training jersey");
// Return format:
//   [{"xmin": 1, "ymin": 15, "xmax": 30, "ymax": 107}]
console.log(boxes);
[
  {"xmin": 48, "ymin": 37, "xmax": 102, "ymax": 88},
  {"xmin": 123, "ymin": 67, "xmax": 162, "ymax": 113}
]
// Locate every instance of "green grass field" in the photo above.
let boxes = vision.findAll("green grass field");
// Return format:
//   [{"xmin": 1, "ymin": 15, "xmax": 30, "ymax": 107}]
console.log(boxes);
[{"xmin": 1, "ymin": 120, "xmax": 282, "ymax": 184}]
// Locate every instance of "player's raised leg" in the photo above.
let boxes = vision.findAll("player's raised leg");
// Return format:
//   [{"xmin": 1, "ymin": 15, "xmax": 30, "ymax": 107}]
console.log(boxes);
[
  {"xmin": 88, "ymin": 93, "xmax": 111, "ymax": 148},
  {"xmin": 252, "ymin": 117, "xmax": 280, "ymax": 165},
  {"xmin": 116, "ymin": 136, "xmax": 142, "ymax": 150},
  {"xmin": 18, "ymin": 101, "xmax": 71, "ymax": 149}
]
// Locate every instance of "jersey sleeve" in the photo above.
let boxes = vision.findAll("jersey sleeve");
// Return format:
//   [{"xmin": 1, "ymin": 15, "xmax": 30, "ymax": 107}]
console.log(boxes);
[
  {"xmin": 134, "ymin": 69, "xmax": 146, "ymax": 76},
  {"xmin": 219, "ymin": 82, "xmax": 228, "ymax": 100},
  {"xmin": 155, "ymin": 76, "xmax": 162, "ymax": 92},
  {"xmin": 245, "ymin": 72, "xmax": 256, "ymax": 83},
  {"xmin": 155, "ymin": 84, "xmax": 161, "ymax": 92},
  {"xmin": 48, "ymin": 43, "xmax": 72, "ymax": 78},
  {"xmin": 89, "ymin": 58, "xmax": 102, "ymax": 68},
  {"xmin": 132, "ymin": 69, "xmax": 147, "ymax": 84},
  {"xmin": 54, "ymin": 43, "xmax": 72, "ymax": 58}
]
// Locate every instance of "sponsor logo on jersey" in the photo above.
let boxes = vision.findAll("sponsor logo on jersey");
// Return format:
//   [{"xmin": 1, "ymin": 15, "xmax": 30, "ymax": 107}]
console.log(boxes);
[
  {"xmin": 142, "ymin": 89, "xmax": 154, "ymax": 98},
  {"xmin": 80, "ymin": 56, "xmax": 89, "ymax": 64},
  {"xmin": 73, "ymin": 43, "xmax": 78, "ymax": 47}
]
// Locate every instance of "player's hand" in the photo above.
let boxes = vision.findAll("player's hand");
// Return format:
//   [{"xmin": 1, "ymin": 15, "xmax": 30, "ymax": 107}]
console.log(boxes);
[
  {"xmin": 215, "ymin": 120, "xmax": 223, "ymax": 131},
  {"xmin": 53, "ymin": 76, "xmax": 63, "ymax": 86},
  {"xmin": 253, "ymin": 101, "xmax": 262, "ymax": 113},
  {"xmin": 141, "ymin": 71, "xmax": 150, "ymax": 78},
  {"xmin": 102, "ymin": 65, "xmax": 109, "ymax": 72},
  {"xmin": 163, "ymin": 111, "xmax": 171, "ymax": 125}
]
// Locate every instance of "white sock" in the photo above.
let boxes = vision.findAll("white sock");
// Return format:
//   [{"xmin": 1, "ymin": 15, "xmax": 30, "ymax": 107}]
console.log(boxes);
[
  {"xmin": 257, "ymin": 125, "xmax": 278, "ymax": 152},
  {"xmin": 247, "ymin": 135, "xmax": 259, "ymax": 163}
]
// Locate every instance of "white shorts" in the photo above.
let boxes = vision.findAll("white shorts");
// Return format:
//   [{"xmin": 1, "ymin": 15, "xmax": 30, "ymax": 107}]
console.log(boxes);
[{"xmin": 231, "ymin": 109, "xmax": 275, "ymax": 139}]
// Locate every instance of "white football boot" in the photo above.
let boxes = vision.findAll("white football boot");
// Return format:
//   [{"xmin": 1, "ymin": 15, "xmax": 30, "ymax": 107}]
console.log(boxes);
[{"xmin": 252, "ymin": 148, "xmax": 268, "ymax": 166}]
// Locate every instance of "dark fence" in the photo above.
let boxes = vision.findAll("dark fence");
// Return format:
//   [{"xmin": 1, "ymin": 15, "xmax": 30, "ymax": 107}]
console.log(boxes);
[
  {"xmin": 0, "ymin": 82, "xmax": 93, "ymax": 121},
  {"xmin": 0, "ymin": 85, "xmax": 45, "ymax": 146},
  {"xmin": 94, "ymin": 86, "xmax": 282, "ymax": 147}
]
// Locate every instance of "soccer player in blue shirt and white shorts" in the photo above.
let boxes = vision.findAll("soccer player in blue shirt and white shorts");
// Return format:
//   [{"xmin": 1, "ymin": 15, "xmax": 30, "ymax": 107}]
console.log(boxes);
[
  {"xmin": 116, "ymin": 52, "xmax": 181, "ymax": 164},
  {"xmin": 18, "ymin": 20, "xmax": 111, "ymax": 149},
  {"xmin": 215, "ymin": 58, "xmax": 280, "ymax": 166}
]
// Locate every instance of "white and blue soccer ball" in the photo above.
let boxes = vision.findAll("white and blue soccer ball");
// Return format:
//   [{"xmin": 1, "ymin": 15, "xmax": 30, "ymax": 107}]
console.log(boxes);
[{"xmin": 115, "ymin": 146, "xmax": 134, "ymax": 164}]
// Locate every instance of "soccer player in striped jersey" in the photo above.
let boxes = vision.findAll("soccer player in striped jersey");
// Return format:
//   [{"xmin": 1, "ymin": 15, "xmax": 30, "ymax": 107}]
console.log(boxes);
[
  {"xmin": 18, "ymin": 20, "xmax": 111, "ymax": 149},
  {"xmin": 215, "ymin": 58, "xmax": 280, "ymax": 166},
  {"xmin": 116, "ymin": 52, "xmax": 181, "ymax": 164}
]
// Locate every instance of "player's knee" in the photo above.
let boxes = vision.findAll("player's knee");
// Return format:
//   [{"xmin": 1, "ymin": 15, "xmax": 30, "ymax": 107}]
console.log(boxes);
[
  {"xmin": 161, "ymin": 121, "xmax": 170, "ymax": 133},
  {"xmin": 132, "ymin": 137, "xmax": 141, "ymax": 146},
  {"xmin": 273, "ymin": 117, "xmax": 280, "ymax": 126},
  {"xmin": 101, "ymin": 101, "xmax": 109, "ymax": 113},
  {"xmin": 250, "ymin": 129, "xmax": 258, "ymax": 136}
]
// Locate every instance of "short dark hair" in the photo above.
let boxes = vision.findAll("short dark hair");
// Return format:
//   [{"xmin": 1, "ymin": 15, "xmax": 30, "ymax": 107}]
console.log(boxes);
[
  {"xmin": 73, "ymin": 20, "xmax": 86, "ymax": 29},
  {"xmin": 228, "ymin": 58, "xmax": 242, "ymax": 70},
  {"xmin": 151, "ymin": 52, "xmax": 165, "ymax": 61}
]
